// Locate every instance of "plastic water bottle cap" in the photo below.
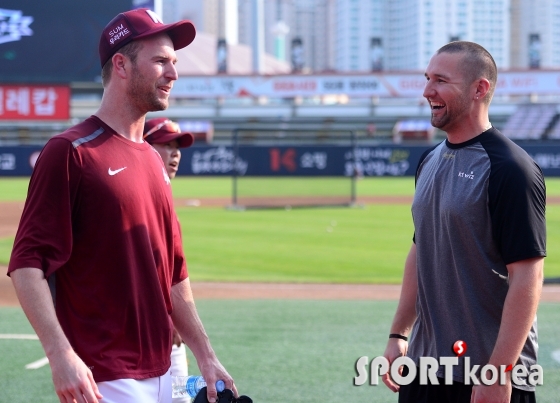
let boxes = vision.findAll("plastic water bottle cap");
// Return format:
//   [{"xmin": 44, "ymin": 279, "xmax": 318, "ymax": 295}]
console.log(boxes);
[{"xmin": 216, "ymin": 380, "xmax": 225, "ymax": 392}]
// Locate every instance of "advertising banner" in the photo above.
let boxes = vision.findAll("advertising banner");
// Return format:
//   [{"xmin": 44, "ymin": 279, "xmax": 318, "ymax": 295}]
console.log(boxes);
[
  {"xmin": 0, "ymin": 146, "xmax": 43, "ymax": 176},
  {"xmin": 2, "ymin": 144, "xmax": 560, "ymax": 177},
  {"xmin": 172, "ymin": 70, "xmax": 560, "ymax": 99},
  {"xmin": 0, "ymin": 85, "xmax": 70, "ymax": 120},
  {"xmin": 172, "ymin": 75, "xmax": 390, "ymax": 98},
  {"xmin": 179, "ymin": 145, "xmax": 425, "ymax": 177}
]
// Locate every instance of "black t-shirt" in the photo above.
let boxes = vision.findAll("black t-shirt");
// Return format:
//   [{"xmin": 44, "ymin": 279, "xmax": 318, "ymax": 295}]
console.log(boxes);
[{"xmin": 409, "ymin": 128, "xmax": 546, "ymax": 390}]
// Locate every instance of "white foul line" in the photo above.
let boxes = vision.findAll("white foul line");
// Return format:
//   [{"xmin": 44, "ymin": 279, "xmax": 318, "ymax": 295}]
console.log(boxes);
[
  {"xmin": 0, "ymin": 334, "xmax": 39, "ymax": 340},
  {"xmin": 0, "ymin": 334, "xmax": 48, "ymax": 369},
  {"xmin": 552, "ymin": 350, "xmax": 560, "ymax": 364},
  {"xmin": 25, "ymin": 356, "xmax": 49, "ymax": 369}
]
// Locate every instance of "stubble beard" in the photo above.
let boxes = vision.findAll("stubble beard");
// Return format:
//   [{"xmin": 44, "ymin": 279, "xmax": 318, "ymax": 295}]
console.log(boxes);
[
  {"xmin": 430, "ymin": 111, "xmax": 455, "ymax": 131},
  {"xmin": 430, "ymin": 93, "xmax": 470, "ymax": 132},
  {"xmin": 127, "ymin": 64, "xmax": 168, "ymax": 112},
  {"xmin": 430, "ymin": 112, "xmax": 447, "ymax": 129}
]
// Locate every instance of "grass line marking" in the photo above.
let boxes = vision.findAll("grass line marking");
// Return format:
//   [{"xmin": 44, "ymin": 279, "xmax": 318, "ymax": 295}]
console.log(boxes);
[
  {"xmin": 552, "ymin": 350, "xmax": 560, "ymax": 364},
  {"xmin": 0, "ymin": 334, "xmax": 38, "ymax": 340},
  {"xmin": 25, "ymin": 356, "xmax": 49, "ymax": 370}
]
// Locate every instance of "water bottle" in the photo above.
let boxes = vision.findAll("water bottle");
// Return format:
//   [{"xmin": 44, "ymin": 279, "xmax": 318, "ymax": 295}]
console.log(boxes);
[{"xmin": 172, "ymin": 375, "xmax": 225, "ymax": 398}]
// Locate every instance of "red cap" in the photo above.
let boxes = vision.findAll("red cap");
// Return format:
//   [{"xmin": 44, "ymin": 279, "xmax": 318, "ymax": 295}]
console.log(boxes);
[
  {"xmin": 144, "ymin": 118, "xmax": 194, "ymax": 148},
  {"xmin": 99, "ymin": 8, "xmax": 196, "ymax": 67}
]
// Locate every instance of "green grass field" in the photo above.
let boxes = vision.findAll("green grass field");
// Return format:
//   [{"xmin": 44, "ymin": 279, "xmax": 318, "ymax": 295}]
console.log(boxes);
[
  {"xmin": 1, "ymin": 176, "xmax": 560, "ymax": 279},
  {"xmin": 0, "ymin": 176, "xmax": 559, "ymax": 402},
  {"xmin": 1, "ymin": 302, "xmax": 559, "ymax": 403}
]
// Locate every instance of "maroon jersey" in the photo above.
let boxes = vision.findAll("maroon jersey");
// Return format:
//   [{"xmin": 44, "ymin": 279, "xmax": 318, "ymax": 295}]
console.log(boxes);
[{"xmin": 9, "ymin": 116, "xmax": 188, "ymax": 382}]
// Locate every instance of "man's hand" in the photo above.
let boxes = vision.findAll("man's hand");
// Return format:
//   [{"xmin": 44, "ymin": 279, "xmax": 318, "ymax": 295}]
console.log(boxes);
[
  {"xmin": 198, "ymin": 357, "xmax": 237, "ymax": 403},
  {"xmin": 49, "ymin": 349, "xmax": 103, "ymax": 403},
  {"xmin": 382, "ymin": 338, "xmax": 408, "ymax": 393},
  {"xmin": 171, "ymin": 278, "xmax": 237, "ymax": 403},
  {"xmin": 470, "ymin": 380, "xmax": 511, "ymax": 403},
  {"xmin": 472, "ymin": 257, "xmax": 542, "ymax": 403},
  {"xmin": 10, "ymin": 268, "xmax": 102, "ymax": 403}
]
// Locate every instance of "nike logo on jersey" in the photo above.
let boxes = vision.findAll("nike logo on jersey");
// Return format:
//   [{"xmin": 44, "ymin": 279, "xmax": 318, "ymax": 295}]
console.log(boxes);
[{"xmin": 108, "ymin": 167, "xmax": 127, "ymax": 176}]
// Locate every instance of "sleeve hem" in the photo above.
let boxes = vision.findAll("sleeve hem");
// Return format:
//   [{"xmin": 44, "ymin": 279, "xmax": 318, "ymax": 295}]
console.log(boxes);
[{"xmin": 503, "ymin": 251, "xmax": 546, "ymax": 266}]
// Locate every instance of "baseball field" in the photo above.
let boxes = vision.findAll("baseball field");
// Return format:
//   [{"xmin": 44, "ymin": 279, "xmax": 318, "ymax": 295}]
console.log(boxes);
[{"xmin": 0, "ymin": 176, "xmax": 559, "ymax": 402}]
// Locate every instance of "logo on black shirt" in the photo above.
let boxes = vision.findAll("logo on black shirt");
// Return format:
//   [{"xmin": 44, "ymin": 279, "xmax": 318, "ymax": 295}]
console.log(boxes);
[{"xmin": 458, "ymin": 171, "xmax": 475, "ymax": 180}]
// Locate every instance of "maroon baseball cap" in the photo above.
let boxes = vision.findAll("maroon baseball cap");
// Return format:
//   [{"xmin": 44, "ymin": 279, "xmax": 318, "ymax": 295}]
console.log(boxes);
[
  {"xmin": 99, "ymin": 8, "xmax": 196, "ymax": 67},
  {"xmin": 144, "ymin": 118, "xmax": 194, "ymax": 148}
]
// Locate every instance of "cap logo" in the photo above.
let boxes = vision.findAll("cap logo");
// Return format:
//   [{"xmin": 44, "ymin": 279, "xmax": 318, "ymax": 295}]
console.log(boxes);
[
  {"xmin": 107, "ymin": 21, "xmax": 132, "ymax": 47},
  {"xmin": 145, "ymin": 9, "xmax": 164, "ymax": 24}
]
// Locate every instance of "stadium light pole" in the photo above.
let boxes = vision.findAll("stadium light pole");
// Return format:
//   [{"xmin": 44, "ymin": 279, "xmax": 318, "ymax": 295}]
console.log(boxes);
[
  {"xmin": 252, "ymin": 0, "xmax": 264, "ymax": 74},
  {"xmin": 232, "ymin": 128, "xmax": 239, "ymax": 209},
  {"xmin": 153, "ymin": 0, "xmax": 162, "ymax": 20}
]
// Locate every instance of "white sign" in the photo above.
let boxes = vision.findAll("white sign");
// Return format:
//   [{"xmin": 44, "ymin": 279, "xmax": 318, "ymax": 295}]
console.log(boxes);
[{"xmin": 172, "ymin": 70, "xmax": 560, "ymax": 99}]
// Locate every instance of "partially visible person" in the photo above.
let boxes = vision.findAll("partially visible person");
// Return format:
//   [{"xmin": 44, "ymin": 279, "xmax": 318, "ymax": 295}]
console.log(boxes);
[
  {"xmin": 144, "ymin": 118, "xmax": 193, "ymax": 179},
  {"xmin": 145, "ymin": 117, "xmax": 194, "ymax": 403},
  {"xmin": 8, "ymin": 8, "xmax": 234, "ymax": 403},
  {"xmin": 382, "ymin": 41, "xmax": 546, "ymax": 403}
]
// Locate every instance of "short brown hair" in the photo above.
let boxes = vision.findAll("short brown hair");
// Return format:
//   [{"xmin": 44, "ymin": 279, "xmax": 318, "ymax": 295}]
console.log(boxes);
[
  {"xmin": 437, "ymin": 41, "xmax": 497, "ymax": 104},
  {"xmin": 101, "ymin": 40, "xmax": 143, "ymax": 87}
]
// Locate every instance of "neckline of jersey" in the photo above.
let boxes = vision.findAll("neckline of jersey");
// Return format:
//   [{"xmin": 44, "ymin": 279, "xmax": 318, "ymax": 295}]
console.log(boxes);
[
  {"xmin": 445, "ymin": 126, "xmax": 495, "ymax": 150},
  {"xmin": 90, "ymin": 115, "xmax": 151, "ymax": 151}
]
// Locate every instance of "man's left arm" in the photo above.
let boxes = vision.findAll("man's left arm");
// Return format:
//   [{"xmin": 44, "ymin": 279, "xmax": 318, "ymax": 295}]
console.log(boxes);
[
  {"xmin": 471, "ymin": 257, "xmax": 544, "ymax": 403},
  {"xmin": 170, "ymin": 278, "xmax": 236, "ymax": 403}
]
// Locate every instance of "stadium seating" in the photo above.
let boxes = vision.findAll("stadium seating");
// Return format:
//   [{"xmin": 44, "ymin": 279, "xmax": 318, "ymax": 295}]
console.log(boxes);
[
  {"xmin": 502, "ymin": 103, "xmax": 558, "ymax": 140},
  {"xmin": 546, "ymin": 110, "xmax": 560, "ymax": 140}
]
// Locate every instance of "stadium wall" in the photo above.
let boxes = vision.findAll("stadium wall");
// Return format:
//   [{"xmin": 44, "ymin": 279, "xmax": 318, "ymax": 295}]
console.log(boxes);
[{"xmin": 1, "ymin": 143, "xmax": 560, "ymax": 177}]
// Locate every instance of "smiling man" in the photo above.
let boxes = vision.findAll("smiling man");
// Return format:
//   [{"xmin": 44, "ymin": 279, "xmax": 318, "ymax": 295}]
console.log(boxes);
[
  {"xmin": 8, "ymin": 9, "xmax": 233, "ymax": 403},
  {"xmin": 381, "ymin": 41, "xmax": 546, "ymax": 403}
]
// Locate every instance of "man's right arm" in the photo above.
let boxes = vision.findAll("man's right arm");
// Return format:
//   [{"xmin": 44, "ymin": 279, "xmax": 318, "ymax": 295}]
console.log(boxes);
[
  {"xmin": 11, "ymin": 268, "xmax": 102, "ymax": 403},
  {"xmin": 171, "ymin": 277, "xmax": 236, "ymax": 403},
  {"xmin": 382, "ymin": 243, "xmax": 418, "ymax": 392}
]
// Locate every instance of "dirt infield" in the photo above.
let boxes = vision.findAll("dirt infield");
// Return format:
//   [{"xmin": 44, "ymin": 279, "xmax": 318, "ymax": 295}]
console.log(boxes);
[
  {"xmin": 174, "ymin": 195, "xmax": 417, "ymax": 208},
  {"xmin": 2, "ymin": 270, "xmax": 559, "ymax": 307},
  {"xmin": 173, "ymin": 195, "xmax": 560, "ymax": 208},
  {"xmin": 1, "ymin": 198, "xmax": 559, "ymax": 307},
  {"xmin": 0, "ymin": 271, "xmax": 405, "ymax": 306}
]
